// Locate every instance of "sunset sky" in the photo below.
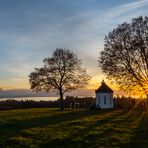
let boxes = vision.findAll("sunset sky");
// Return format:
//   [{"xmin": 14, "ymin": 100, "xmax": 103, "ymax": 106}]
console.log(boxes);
[{"xmin": 0, "ymin": 0, "xmax": 148, "ymax": 90}]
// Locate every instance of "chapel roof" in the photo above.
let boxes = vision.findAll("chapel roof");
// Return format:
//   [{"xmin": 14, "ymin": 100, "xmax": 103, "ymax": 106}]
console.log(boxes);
[{"xmin": 95, "ymin": 80, "xmax": 113, "ymax": 93}]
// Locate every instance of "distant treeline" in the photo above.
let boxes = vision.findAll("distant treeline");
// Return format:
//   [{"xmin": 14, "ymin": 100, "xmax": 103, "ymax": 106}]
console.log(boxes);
[
  {"xmin": 114, "ymin": 96, "xmax": 147, "ymax": 111},
  {"xmin": 0, "ymin": 96, "xmax": 95, "ymax": 110},
  {"xmin": 0, "ymin": 96, "xmax": 147, "ymax": 110}
]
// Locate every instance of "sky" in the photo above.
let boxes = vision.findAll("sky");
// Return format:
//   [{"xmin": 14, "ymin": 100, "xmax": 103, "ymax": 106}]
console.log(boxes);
[{"xmin": 0, "ymin": 0, "xmax": 148, "ymax": 90}]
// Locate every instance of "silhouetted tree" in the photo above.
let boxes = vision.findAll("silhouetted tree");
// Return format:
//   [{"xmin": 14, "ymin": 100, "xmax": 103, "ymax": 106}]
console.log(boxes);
[
  {"xmin": 29, "ymin": 48, "xmax": 91, "ymax": 110},
  {"xmin": 99, "ymin": 16, "xmax": 148, "ymax": 98}
]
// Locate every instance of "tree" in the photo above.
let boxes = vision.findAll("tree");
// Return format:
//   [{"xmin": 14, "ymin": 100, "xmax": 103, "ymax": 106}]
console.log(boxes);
[
  {"xmin": 29, "ymin": 48, "xmax": 91, "ymax": 110},
  {"xmin": 99, "ymin": 16, "xmax": 148, "ymax": 98}
]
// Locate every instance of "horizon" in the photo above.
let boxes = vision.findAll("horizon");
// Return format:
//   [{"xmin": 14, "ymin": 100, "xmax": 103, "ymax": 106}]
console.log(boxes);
[{"xmin": 0, "ymin": 0, "xmax": 148, "ymax": 96}]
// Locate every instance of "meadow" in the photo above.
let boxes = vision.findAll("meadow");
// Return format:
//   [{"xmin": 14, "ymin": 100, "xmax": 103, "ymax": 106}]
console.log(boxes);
[{"xmin": 0, "ymin": 108, "xmax": 148, "ymax": 148}]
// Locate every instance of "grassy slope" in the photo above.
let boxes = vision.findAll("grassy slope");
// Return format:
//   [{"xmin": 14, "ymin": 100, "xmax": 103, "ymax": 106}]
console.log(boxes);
[{"xmin": 0, "ymin": 108, "xmax": 148, "ymax": 148}]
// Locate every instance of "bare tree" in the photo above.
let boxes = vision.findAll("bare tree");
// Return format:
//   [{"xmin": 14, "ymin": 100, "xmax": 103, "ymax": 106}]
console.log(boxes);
[
  {"xmin": 29, "ymin": 48, "xmax": 91, "ymax": 110},
  {"xmin": 99, "ymin": 16, "xmax": 148, "ymax": 98}
]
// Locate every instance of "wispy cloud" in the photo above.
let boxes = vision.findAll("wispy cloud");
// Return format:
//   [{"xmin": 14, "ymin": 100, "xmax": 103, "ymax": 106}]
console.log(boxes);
[{"xmin": 102, "ymin": 0, "xmax": 148, "ymax": 19}]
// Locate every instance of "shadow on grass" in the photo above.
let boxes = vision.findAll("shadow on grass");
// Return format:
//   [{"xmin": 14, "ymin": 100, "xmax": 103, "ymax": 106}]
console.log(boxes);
[
  {"xmin": 127, "ymin": 109, "xmax": 148, "ymax": 148},
  {"xmin": 0, "ymin": 110, "xmax": 99, "ymax": 133},
  {"xmin": 0, "ymin": 109, "xmax": 121, "ymax": 147},
  {"xmin": 81, "ymin": 109, "xmax": 146, "ymax": 148},
  {"xmin": 41, "ymin": 109, "xmax": 147, "ymax": 148},
  {"xmin": 41, "ymin": 109, "xmax": 127, "ymax": 148},
  {"xmin": 0, "ymin": 109, "xmax": 113, "ymax": 147},
  {"xmin": 1, "ymin": 108, "xmax": 146, "ymax": 148}
]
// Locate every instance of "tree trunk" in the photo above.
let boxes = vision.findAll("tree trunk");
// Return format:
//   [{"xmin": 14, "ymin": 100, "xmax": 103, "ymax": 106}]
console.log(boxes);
[
  {"xmin": 146, "ymin": 94, "xmax": 148, "ymax": 110},
  {"xmin": 59, "ymin": 88, "xmax": 64, "ymax": 111}
]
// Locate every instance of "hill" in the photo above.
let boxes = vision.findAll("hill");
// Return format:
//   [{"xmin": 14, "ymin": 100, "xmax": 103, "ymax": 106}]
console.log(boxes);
[
  {"xmin": 0, "ymin": 89, "xmax": 95, "ymax": 98},
  {"xmin": 0, "ymin": 108, "xmax": 148, "ymax": 147},
  {"xmin": 0, "ymin": 89, "xmax": 57, "ymax": 98},
  {"xmin": 0, "ymin": 88, "xmax": 3, "ymax": 92}
]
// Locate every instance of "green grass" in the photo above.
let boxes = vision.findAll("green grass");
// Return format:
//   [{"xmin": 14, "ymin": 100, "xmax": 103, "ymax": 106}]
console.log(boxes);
[{"xmin": 0, "ymin": 108, "xmax": 148, "ymax": 148}]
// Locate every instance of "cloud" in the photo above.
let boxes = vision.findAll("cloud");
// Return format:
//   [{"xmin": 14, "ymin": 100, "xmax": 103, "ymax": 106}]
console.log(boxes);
[
  {"xmin": 0, "ymin": 0, "xmax": 148, "ymax": 89},
  {"xmin": 102, "ymin": 0, "xmax": 148, "ymax": 19}
]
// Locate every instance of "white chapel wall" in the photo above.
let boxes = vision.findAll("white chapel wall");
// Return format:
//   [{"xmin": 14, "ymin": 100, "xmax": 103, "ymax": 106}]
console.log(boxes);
[{"xmin": 96, "ymin": 92, "xmax": 113, "ymax": 108}]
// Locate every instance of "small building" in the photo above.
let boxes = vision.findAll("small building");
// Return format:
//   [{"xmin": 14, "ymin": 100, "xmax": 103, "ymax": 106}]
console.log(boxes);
[{"xmin": 95, "ymin": 80, "xmax": 114, "ymax": 109}]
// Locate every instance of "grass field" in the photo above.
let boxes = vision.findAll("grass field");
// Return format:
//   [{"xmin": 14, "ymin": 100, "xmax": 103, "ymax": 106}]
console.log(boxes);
[{"xmin": 0, "ymin": 108, "xmax": 148, "ymax": 148}]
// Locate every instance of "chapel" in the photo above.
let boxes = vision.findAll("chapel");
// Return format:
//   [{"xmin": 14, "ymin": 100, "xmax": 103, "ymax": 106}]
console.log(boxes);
[{"xmin": 95, "ymin": 80, "xmax": 114, "ymax": 109}]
